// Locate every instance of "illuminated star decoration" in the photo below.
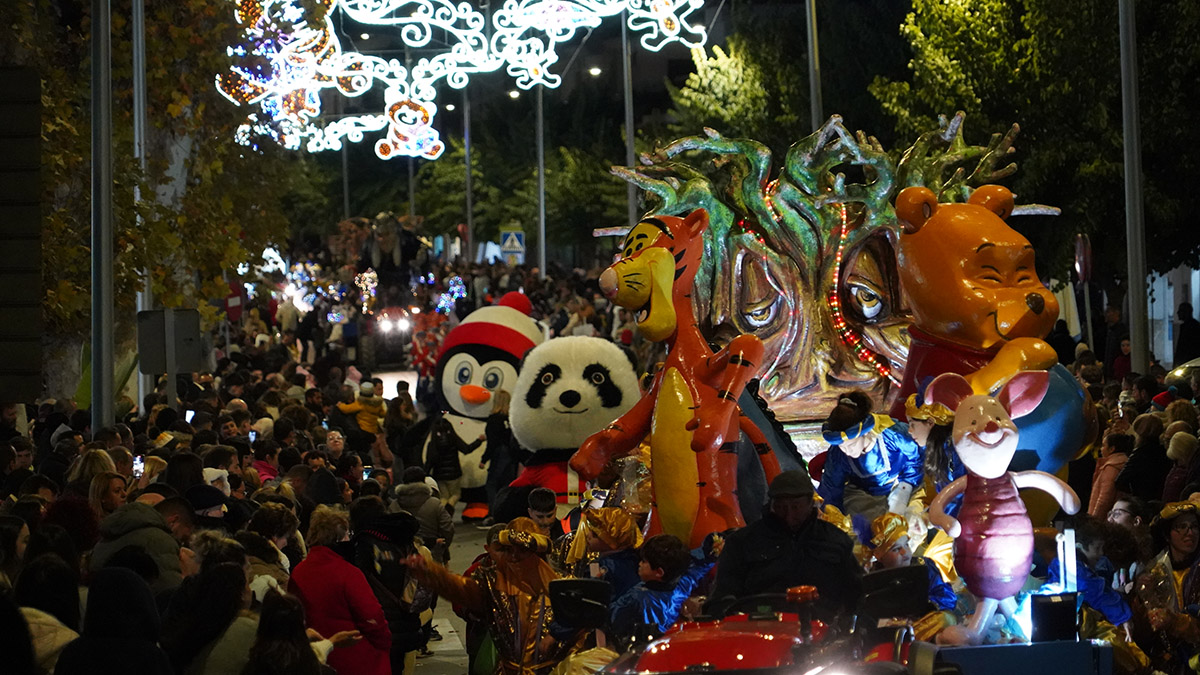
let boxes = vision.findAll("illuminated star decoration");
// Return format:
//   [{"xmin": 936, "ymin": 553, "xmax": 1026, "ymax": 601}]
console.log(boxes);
[{"xmin": 217, "ymin": 0, "xmax": 708, "ymax": 160}]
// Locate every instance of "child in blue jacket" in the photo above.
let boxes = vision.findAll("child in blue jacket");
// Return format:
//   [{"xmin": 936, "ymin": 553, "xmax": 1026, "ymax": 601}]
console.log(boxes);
[{"xmin": 609, "ymin": 534, "xmax": 716, "ymax": 645}]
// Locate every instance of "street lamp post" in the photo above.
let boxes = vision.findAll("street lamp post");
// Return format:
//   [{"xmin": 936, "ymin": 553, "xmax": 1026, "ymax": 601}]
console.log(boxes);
[
  {"xmin": 1119, "ymin": 0, "xmax": 1148, "ymax": 373},
  {"xmin": 622, "ymin": 12, "xmax": 637, "ymax": 230},
  {"xmin": 133, "ymin": 0, "xmax": 154, "ymax": 410},
  {"xmin": 537, "ymin": 86, "xmax": 547, "ymax": 279},
  {"xmin": 464, "ymin": 88, "xmax": 474, "ymax": 260},
  {"xmin": 92, "ymin": 0, "xmax": 115, "ymax": 429},
  {"xmin": 806, "ymin": 0, "xmax": 823, "ymax": 131}
]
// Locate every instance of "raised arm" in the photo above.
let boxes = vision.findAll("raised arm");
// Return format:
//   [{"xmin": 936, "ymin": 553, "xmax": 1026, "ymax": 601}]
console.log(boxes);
[
  {"xmin": 1013, "ymin": 470, "xmax": 1080, "ymax": 514},
  {"xmin": 570, "ymin": 390, "xmax": 656, "ymax": 480}
]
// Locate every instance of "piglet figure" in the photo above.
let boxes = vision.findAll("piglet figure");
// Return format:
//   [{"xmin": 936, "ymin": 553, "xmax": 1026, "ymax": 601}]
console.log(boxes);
[{"xmin": 926, "ymin": 370, "xmax": 1080, "ymax": 645}]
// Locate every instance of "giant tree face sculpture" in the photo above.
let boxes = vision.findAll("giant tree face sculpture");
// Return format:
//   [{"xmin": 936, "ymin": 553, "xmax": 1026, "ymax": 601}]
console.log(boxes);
[{"xmin": 617, "ymin": 115, "xmax": 1028, "ymax": 422}]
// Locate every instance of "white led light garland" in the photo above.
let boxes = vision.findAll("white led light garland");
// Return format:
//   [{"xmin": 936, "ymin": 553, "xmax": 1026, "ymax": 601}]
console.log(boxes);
[{"xmin": 216, "ymin": 0, "xmax": 708, "ymax": 160}]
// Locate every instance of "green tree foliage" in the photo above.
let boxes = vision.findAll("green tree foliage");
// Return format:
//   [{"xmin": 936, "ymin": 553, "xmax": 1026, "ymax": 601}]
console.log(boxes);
[
  {"xmin": 871, "ymin": 0, "xmax": 1200, "ymax": 285},
  {"xmin": 1, "ymin": 0, "xmax": 330, "ymax": 338},
  {"xmin": 408, "ymin": 139, "xmax": 625, "ymax": 263},
  {"xmin": 667, "ymin": 38, "xmax": 790, "ymax": 149},
  {"xmin": 663, "ymin": 0, "xmax": 910, "ymax": 154}
]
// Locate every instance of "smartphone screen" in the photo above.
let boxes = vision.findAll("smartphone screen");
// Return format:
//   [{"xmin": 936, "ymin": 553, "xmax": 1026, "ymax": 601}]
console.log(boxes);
[
  {"xmin": 248, "ymin": 430, "xmax": 258, "ymax": 442},
  {"xmin": 132, "ymin": 455, "xmax": 145, "ymax": 479},
  {"xmin": 362, "ymin": 466, "xmax": 373, "ymax": 481},
  {"xmin": 322, "ymin": 420, "xmax": 329, "ymax": 430},
  {"xmin": 185, "ymin": 409, "xmax": 196, "ymax": 423}
]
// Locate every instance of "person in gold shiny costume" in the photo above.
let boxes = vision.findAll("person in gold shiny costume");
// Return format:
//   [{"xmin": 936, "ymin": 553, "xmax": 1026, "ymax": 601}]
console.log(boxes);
[{"xmin": 403, "ymin": 517, "xmax": 584, "ymax": 674}]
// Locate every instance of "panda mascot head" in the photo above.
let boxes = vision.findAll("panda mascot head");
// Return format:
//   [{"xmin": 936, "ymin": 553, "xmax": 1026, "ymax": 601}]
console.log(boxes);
[
  {"xmin": 510, "ymin": 336, "xmax": 641, "ymax": 451},
  {"xmin": 435, "ymin": 292, "xmax": 544, "ymax": 419}
]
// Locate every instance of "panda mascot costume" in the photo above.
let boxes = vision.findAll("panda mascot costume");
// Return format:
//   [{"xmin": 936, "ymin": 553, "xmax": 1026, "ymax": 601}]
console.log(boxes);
[
  {"xmin": 429, "ymin": 292, "xmax": 545, "ymax": 519},
  {"xmin": 492, "ymin": 335, "xmax": 641, "ymax": 523}
]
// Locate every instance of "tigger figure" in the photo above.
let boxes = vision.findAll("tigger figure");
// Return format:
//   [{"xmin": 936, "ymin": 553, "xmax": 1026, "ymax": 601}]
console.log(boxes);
[{"xmin": 569, "ymin": 210, "xmax": 783, "ymax": 547}]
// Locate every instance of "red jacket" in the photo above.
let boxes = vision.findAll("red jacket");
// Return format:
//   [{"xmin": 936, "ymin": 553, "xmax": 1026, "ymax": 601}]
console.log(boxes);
[{"xmin": 290, "ymin": 545, "xmax": 392, "ymax": 675}]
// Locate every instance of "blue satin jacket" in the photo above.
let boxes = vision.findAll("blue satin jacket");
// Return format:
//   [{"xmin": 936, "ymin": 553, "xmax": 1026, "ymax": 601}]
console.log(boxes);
[{"xmin": 817, "ymin": 418, "xmax": 924, "ymax": 509}]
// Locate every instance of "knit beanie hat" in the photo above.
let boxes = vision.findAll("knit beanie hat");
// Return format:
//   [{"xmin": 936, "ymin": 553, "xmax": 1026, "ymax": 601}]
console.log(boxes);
[
  {"xmin": 438, "ymin": 291, "xmax": 544, "ymax": 361},
  {"xmin": 1169, "ymin": 432, "xmax": 1199, "ymax": 464}
]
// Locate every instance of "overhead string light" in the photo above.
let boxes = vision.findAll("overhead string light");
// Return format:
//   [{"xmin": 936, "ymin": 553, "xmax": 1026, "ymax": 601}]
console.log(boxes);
[{"xmin": 217, "ymin": 0, "xmax": 709, "ymax": 160}]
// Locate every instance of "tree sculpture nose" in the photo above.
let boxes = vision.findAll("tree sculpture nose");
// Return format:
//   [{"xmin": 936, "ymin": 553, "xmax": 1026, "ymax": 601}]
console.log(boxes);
[{"xmin": 559, "ymin": 390, "xmax": 582, "ymax": 408}]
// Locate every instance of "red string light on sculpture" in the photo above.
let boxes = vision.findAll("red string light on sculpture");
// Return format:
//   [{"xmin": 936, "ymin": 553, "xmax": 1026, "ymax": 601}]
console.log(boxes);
[
  {"xmin": 827, "ymin": 204, "xmax": 899, "ymax": 384},
  {"xmin": 763, "ymin": 179, "xmax": 783, "ymax": 224}
]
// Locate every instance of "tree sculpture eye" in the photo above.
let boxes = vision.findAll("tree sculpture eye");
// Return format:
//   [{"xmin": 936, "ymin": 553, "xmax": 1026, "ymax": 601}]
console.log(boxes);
[
  {"xmin": 456, "ymin": 363, "xmax": 472, "ymax": 385},
  {"xmin": 591, "ymin": 371, "xmax": 606, "ymax": 385},
  {"xmin": 851, "ymin": 283, "xmax": 884, "ymax": 321},
  {"xmin": 541, "ymin": 372, "xmax": 555, "ymax": 386}
]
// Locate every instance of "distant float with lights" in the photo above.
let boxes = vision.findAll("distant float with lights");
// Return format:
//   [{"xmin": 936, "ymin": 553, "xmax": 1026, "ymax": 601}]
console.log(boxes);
[
  {"xmin": 611, "ymin": 113, "xmax": 1062, "ymax": 427},
  {"xmin": 216, "ymin": 0, "xmax": 709, "ymax": 160}
]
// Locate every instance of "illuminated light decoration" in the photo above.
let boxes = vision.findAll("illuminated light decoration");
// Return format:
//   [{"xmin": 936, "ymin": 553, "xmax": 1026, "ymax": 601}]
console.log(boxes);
[
  {"xmin": 216, "ymin": 0, "xmax": 708, "ymax": 159},
  {"xmin": 436, "ymin": 276, "xmax": 468, "ymax": 314},
  {"xmin": 355, "ymin": 268, "xmax": 379, "ymax": 314},
  {"xmin": 826, "ymin": 203, "xmax": 900, "ymax": 385}
]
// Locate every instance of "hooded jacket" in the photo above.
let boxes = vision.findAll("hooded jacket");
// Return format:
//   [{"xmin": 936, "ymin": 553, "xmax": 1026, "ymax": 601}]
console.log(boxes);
[
  {"xmin": 89, "ymin": 503, "xmax": 182, "ymax": 592},
  {"xmin": 338, "ymin": 394, "xmax": 386, "ymax": 434},
  {"xmin": 21, "ymin": 606, "xmax": 78, "ymax": 675},
  {"xmin": 391, "ymin": 481, "xmax": 453, "ymax": 561},
  {"xmin": 55, "ymin": 568, "xmax": 173, "ymax": 675}
]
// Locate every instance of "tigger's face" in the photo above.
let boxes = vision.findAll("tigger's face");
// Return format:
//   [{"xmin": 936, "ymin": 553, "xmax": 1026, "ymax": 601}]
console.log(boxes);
[{"xmin": 599, "ymin": 212, "xmax": 707, "ymax": 343}]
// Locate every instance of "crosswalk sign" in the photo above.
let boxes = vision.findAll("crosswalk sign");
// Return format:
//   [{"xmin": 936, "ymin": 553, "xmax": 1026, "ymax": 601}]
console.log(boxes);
[
  {"xmin": 499, "ymin": 229, "xmax": 525, "ymax": 265},
  {"xmin": 500, "ymin": 231, "xmax": 525, "ymax": 253}
]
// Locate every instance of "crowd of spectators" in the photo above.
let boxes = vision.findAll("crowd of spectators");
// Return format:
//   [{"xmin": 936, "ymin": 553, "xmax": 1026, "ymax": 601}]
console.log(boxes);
[{"xmin": 11, "ymin": 256, "xmax": 1200, "ymax": 675}]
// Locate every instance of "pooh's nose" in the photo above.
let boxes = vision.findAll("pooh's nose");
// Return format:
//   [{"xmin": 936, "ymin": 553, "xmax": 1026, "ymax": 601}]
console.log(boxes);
[{"xmin": 1026, "ymin": 293, "xmax": 1045, "ymax": 314}]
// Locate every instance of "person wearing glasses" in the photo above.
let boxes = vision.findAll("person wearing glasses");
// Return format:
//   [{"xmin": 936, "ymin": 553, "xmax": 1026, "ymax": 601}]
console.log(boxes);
[{"xmin": 1134, "ymin": 502, "xmax": 1200, "ymax": 671}]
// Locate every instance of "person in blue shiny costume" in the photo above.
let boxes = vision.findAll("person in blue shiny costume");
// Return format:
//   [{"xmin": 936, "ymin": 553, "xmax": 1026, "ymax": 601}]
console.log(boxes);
[{"xmin": 817, "ymin": 391, "xmax": 924, "ymax": 518}]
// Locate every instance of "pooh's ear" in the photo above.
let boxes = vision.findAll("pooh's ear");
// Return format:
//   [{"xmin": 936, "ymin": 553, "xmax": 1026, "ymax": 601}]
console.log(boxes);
[
  {"xmin": 968, "ymin": 185, "xmax": 1015, "ymax": 220},
  {"xmin": 683, "ymin": 209, "xmax": 709, "ymax": 239},
  {"xmin": 895, "ymin": 187, "xmax": 939, "ymax": 234}
]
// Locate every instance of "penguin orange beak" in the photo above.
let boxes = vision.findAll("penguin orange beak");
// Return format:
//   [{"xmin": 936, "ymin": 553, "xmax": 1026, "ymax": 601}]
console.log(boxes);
[{"xmin": 459, "ymin": 384, "xmax": 492, "ymax": 405}]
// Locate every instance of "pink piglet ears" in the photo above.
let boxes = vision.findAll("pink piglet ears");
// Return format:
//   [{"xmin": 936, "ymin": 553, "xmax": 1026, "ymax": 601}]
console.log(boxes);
[
  {"xmin": 925, "ymin": 373, "xmax": 974, "ymax": 413},
  {"xmin": 925, "ymin": 370, "xmax": 1051, "ymax": 420},
  {"xmin": 997, "ymin": 370, "xmax": 1050, "ymax": 419}
]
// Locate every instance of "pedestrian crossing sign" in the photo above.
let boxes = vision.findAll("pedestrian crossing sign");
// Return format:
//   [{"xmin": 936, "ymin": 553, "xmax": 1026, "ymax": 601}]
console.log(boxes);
[{"xmin": 500, "ymin": 231, "xmax": 525, "ymax": 253}]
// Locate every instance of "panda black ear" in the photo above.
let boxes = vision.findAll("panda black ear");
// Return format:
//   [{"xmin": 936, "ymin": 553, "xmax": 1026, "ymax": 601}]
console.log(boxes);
[
  {"xmin": 620, "ymin": 345, "xmax": 639, "ymax": 374},
  {"xmin": 517, "ymin": 345, "xmax": 536, "ymax": 371}
]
